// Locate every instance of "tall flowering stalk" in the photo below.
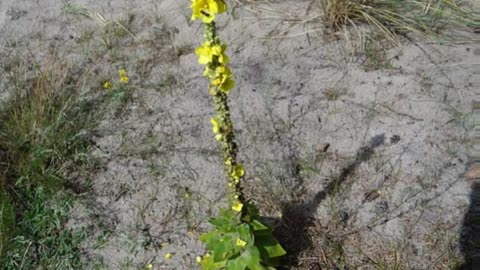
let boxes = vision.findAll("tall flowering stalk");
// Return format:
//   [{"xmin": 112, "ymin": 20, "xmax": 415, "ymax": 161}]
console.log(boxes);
[{"xmin": 190, "ymin": 1, "xmax": 286, "ymax": 269}]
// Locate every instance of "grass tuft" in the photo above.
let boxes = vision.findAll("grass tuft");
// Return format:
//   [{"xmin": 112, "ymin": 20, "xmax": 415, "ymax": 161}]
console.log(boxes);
[
  {"xmin": 320, "ymin": 0, "xmax": 479, "ymax": 44},
  {"xmin": 0, "ymin": 55, "xmax": 99, "ymax": 268}
]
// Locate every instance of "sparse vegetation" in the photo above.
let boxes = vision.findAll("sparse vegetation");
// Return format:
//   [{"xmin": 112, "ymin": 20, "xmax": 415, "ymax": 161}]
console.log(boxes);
[
  {"xmin": 0, "ymin": 56, "xmax": 99, "ymax": 269},
  {"xmin": 320, "ymin": 0, "xmax": 478, "ymax": 44},
  {"xmin": 0, "ymin": 0, "xmax": 476, "ymax": 269}
]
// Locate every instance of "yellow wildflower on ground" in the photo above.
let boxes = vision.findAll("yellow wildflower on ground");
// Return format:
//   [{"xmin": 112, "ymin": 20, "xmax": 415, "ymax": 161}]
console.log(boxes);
[
  {"xmin": 236, "ymin": 238, "xmax": 247, "ymax": 247},
  {"xmin": 191, "ymin": 0, "xmax": 227, "ymax": 23},
  {"xmin": 103, "ymin": 81, "xmax": 112, "ymax": 90},
  {"xmin": 165, "ymin": 253, "xmax": 173, "ymax": 259},
  {"xmin": 232, "ymin": 201, "xmax": 243, "ymax": 212},
  {"xmin": 118, "ymin": 69, "xmax": 129, "ymax": 83},
  {"xmin": 145, "ymin": 263, "xmax": 153, "ymax": 270},
  {"xmin": 195, "ymin": 42, "xmax": 229, "ymax": 65},
  {"xmin": 196, "ymin": 256, "xmax": 202, "ymax": 263}
]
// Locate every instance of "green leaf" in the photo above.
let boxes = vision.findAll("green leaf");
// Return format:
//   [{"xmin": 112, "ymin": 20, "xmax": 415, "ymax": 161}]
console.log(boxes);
[
  {"xmin": 213, "ymin": 240, "xmax": 228, "ymax": 262},
  {"xmin": 199, "ymin": 254, "xmax": 225, "ymax": 270},
  {"xmin": 226, "ymin": 246, "xmax": 266, "ymax": 270},
  {"xmin": 199, "ymin": 230, "xmax": 222, "ymax": 250},
  {"xmin": 225, "ymin": 257, "xmax": 247, "ymax": 270},
  {"xmin": 209, "ymin": 209, "xmax": 238, "ymax": 232},
  {"xmin": 241, "ymin": 203, "xmax": 260, "ymax": 223},
  {"xmin": 256, "ymin": 235, "xmax": 287, "ymax": 258},
  {"xmin": 237, "ymin": 223, "xmax": 254, "ymax": 246},
  {"xmin": 250, "ymin": 219, "xmax": 272, "ymax": 236},
  {"xmin": 213, "ymin": 234, "xmax": 235, "ymax": 262},
  {"xmin": 244, "ymin": 246, "xmax": 267, "ymax": 270}
]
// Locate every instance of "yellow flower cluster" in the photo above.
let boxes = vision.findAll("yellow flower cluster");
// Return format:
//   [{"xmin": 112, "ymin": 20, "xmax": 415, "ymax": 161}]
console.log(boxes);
[
  {"xmin": 196, "ymin": 42, "xmax": 235, "ymax": 95},
  {"xmin": 102, "ymin": 69, "xmax": 129, "ymax": 90},
  {"xmin": 119, "ymin": 69, "xmax": 129, "ymax": 84},
  {"xmin": 231, "ymin": 164, "xmax": 244, "ymax": 183},
  {"xmin": 190, "ymin": 0, "xmax": 227, "ymax": 23},
  {"xmin": 196, "ymin": 42, "xmax": 229, "ymax": 65},
  {"xmin": 191, "ymin": 0, "xmax": 245, "ymax": 220},
  {"xmin": 230, "ymin": 163, "xmax": 244, "ymax": 211}
]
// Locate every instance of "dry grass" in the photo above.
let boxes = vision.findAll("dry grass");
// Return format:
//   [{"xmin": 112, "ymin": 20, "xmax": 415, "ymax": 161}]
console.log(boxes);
[
  {"xmin": 64, "ymin": 3, "xmax": 138, "ymax": 47},
  {"xmin": 234, "ymin": 0, "xmax": 479, "ymax": 45},
  {"xmin": 320, "ymin": 0, "xmax": 478, "ymax": 44}
]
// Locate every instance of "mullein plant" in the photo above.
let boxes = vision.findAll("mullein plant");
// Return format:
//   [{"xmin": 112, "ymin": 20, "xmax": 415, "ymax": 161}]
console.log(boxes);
[{"xmin": 190, "ymin": 1, "xmax": 286, "ymax": 269}]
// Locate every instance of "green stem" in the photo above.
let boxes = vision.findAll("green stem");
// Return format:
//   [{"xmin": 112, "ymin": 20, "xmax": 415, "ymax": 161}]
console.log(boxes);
[{"xmin": 204, "ymin": 22, "xmax": 246, "ymax": 212}]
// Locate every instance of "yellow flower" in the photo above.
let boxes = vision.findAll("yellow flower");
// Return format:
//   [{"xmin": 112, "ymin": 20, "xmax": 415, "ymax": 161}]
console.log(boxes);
[
  {"xmin": 211, "ymin": 45, "xmax": 229, "ymax": 64},
  {"xmin": 195, "ymin": 43, "xmax": 212, "ymax": 65},
  {"xmin": 196, "ymin": 256, "xmax": 202, "ymax": 263},
  {"xmin": 210, "ymin": 117, "xmax": 221, "ymax": 134},
  {"xmin": 195, "ymin": 42, "xmax": 229, "ymax": 65},
  {"xmin": 103, "ymin": 81, "xmax": 112, "ymax": 90},
  {"xmin": 120, "ymin": 76, "xmax": 129, "ymax": 84},
  {"xmin": 118, "ymin": 69, "xmax": 127, "ymax": 77},
  {"xmin": 191, "ymin": 0, "xmax": 227, "ymax": 23},
  {"xmin": 231, "ymin": 164, "xmax": 245, "ymax": 180},
  {"xmin": 145, "ymin": 263, "xmax": 153, "ymax": 270},
  {"xmin": 118, "ymin": 69, "xmax": 129, "ymax": 83},
  {"xmin": 232, "ymin": 201, "xmax": 243, "ymax": 212},
  {"xmin": 165, "ymin": 253, "xmax": 173, "ymax": 259},
  {"xmin": 203, "ymin": 66, "xmax": 213, "ymax": 78},
  {"xmin": 212, "ymin": 66, "xmax": 229, "ymax": 85},
  {"xmin": 236, "ymin": 238, "xmax": 247, "ymax": 247},
  {"xmin": 212, "ymin": 65, "xmax": 235, "ymax": 93}
]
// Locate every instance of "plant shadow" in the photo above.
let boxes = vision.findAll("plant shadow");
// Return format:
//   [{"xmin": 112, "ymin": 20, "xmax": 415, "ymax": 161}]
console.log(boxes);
[
  {"xmin": 267, "ymin": 134, "xmax": 386, "ymax": 268},
  {"xmin": 456, "ymin": 175, "xmax": 480, "ymax": 270}
]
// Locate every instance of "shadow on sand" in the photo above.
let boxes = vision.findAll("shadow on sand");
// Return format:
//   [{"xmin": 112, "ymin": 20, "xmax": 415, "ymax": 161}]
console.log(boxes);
[
  {"xmin": 269, "ymin": 134, "xmax": 385, "ymax": 268},
  {"xmin": 457, "ymin": 178, "xmax": 480, "ymax": 270}
]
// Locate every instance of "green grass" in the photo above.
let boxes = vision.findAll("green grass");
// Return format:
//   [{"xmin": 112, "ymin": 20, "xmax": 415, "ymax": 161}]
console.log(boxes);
[
  {"xmin": 0, "ymin": 190, "xmax": 15, "ymax": 258},
  {"xmin": 0, "ymin": 58, "xmax": 99, "ymax": 269},
  {"xmin": 2, "ymin": 189, "xmax": 85, "ymax": 269}
]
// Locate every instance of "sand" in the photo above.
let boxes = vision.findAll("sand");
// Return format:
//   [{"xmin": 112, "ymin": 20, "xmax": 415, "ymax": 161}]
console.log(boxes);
[{"xmin": 0, "ymin": 0, "xmax": 478, "ymax": 269}]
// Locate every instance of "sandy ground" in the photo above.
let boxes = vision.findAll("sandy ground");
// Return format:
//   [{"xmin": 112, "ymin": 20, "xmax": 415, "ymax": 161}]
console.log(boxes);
[{"xmin": 1, "ymin": 0, "xmax": 479, "ymax": 269}]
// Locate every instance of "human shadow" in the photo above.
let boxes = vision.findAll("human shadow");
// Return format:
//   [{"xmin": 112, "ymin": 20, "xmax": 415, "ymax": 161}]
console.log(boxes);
[
  {"xmin": 457, "ymin": 180, "xmax": 480, "ymax": 270},
  {"xmin": 270, "ymin": 134, "xmax": 385, "ymax": 268}
]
